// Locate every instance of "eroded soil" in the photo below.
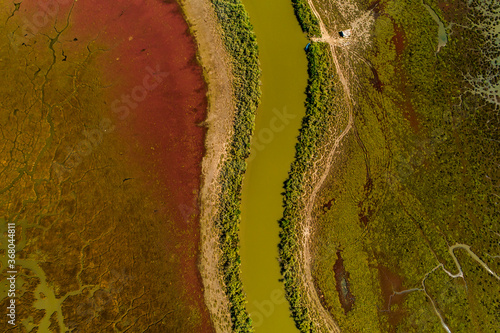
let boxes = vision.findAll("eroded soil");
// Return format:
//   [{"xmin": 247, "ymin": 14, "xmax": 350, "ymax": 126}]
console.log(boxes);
[{"xmin": 0, "ymin": 0, "xmax": 214, "ymax": 331}]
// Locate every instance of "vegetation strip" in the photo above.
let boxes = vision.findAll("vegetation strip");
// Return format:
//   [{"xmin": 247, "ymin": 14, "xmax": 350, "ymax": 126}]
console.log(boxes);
[
  {"xmin": 291, "ymin": 0, "xmax": 322, "ymax": 37},
  {"xmin": 277, "ymin": 1, "xmax": 344, "ymax": 331},
  {"xmin": 209, "ymin": 0, "xmax": 261, "ymax": 331},
  {"xmin": 281, "ymin": 0, "xmax": 500, "ymax": 332},
  {"xmin": 278, "ymin": 40, "xmax": 338, "ymax": 332}
]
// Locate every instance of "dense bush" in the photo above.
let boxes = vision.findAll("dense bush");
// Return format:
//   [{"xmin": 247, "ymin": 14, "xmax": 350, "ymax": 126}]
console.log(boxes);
[
  {"xmin": 277, "ymin": 0, "xmax": 338, "ymax": 330},
  {"xmin": 210, "ymin": 0, "xmax": 261, "ymax": 331},
  {"xmin": 278, "ymin": 42, "xmax": 336, "ymax": 333},
  {"xmin": 291, "ymin": 0, "xmax": 322, "ymax": 37}
]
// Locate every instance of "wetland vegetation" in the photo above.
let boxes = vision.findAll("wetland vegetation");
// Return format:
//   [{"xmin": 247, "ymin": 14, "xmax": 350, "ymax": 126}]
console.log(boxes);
[
  {"xmin": 209, "ymin": 0, "xmax": 261, "ymax": 331},
  {"xmin": 1, "ymin": 0, "xmax": 499, "ymax": 332},
  {"xmin": 279, "ymin": 40, "xmax": 342, "ymax": 332},
  {"xmin": 292, "ymin": 0, "xmax": 322, "ymax": 37},
  {"xmin": 280, "ymin": 0, "xmax": 500, "ymax": 332}
]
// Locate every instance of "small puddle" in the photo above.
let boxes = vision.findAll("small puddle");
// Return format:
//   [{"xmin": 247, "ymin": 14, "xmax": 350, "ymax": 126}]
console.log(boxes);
[
  {"xmin": 333, "ymin": 251, "xmax": 355, "ymax": 313},
  {"xmin": 377, "ymin": 265, "xmax": 407, "ymax": 330},
  {"xmin": 422, "ymin": 2, "xmax": 448, "ymax": 53}
]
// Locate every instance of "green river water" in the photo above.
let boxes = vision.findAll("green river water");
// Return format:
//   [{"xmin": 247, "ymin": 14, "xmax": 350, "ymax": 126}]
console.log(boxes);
[
  {"xmin": 0, "ymin": 219, "xmax": 69, "ymax": 332},
  {"xmin": 239, "ymin": 0, "xmax": 308, "ymax": 331}
]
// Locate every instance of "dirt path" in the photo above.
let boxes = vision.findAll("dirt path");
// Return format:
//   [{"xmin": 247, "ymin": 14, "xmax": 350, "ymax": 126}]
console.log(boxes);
[
  {"xmin": 295, "ymin": 2, "xmax": 498, "ymax": 332},
  {"xmin": 297, "ymin": 0, "xmax": 357, "ymax": 332},
  {"xmin": 180, "ymin": 1, "xmax": 235, "ymax": 332},
  {"xmin": 445, "ymin": 244, "xmax": 500, "ymax": 280}
]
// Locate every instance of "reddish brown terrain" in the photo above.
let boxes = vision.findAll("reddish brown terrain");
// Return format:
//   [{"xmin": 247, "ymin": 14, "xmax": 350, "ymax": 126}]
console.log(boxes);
[{"xmin": 0, "ymin": 0, "xmax": 213, "ymax": 331}]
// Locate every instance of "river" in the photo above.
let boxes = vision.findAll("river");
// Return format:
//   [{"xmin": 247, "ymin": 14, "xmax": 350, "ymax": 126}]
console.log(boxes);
[{"xmin": 238, "ymin": 0, "xmax": 308, "ymax": 331}]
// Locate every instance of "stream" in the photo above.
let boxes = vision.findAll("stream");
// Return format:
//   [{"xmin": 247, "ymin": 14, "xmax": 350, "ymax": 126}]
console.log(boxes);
[{"xmin": 239, "ymin": 0, "xmax": 309, "ymax": 331}]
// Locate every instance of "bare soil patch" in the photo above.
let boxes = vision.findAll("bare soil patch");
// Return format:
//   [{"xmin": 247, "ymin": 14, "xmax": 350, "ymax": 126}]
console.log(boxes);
[{"xmin": 180, "ymin": 1, "xmax": 236, "ymax": 332}]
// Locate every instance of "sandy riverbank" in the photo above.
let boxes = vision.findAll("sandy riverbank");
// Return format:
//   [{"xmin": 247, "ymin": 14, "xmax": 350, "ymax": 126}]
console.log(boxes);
[{"xmin": 179, "ymin": 1, "xmax": 235, "ymax": 332}]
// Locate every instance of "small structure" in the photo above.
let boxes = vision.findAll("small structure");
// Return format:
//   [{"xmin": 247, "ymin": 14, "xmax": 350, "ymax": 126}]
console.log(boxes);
[{"xmin": 339, "ymin": 29, "xmax": 352, "ymax": 38}]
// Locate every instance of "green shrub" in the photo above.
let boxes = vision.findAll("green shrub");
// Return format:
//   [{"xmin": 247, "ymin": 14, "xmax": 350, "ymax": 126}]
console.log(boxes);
[
  {"xmin": 278, "ymin": 42, "xmax": 336, "ymax": 332},
  {"xmin": 291, "ymin": 0, "xmax": 322, "ymax": 37},
  {"xmin": 210, "ymin": 0, "xmax": 261, "ymax": 331}
]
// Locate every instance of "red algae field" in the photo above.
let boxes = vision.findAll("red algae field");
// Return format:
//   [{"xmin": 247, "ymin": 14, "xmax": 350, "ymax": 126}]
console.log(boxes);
[{"xmin": 0, "ymin": 0, "xmax": 213, "ymax": 331}]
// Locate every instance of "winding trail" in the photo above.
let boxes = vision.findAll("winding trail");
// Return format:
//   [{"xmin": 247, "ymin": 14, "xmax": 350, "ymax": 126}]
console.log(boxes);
[
  {"xmin": 387, "ymin": 243, "xmax": 500, "ymax": 333},
  {"xmin": 295, "ymin": 1, "xmax": 500, "ymax": 332},
  {"xmin": 423, "ymin": 244, "xmax": 500, "ymax": 333},
  {"xmin": 445, "ymin": 244, "xmax": 500, "ymax": 280},
  {"xmin": 297, "ymin": 0, "xmax": 354, "ymax": 331}
]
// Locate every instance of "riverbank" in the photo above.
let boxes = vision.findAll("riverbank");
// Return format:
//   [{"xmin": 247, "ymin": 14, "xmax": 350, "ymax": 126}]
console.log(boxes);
[
  {"xmin": 279, "ymin": 0, "xmax": 349, "ymax": 330},
  {"xmin": 180, "ymin": 1, "xmax": 235, "ymax": 331},
  {"xmin": 278, "ymin": 40, "xmax": 344, "ymax": 332},
  {"xmin": 280, "ymin": 0, "xmax": 500, "ymax": 332},
  {"xmin": 180, "ymin": 0, "xmax": 261, "ymax": 331}
]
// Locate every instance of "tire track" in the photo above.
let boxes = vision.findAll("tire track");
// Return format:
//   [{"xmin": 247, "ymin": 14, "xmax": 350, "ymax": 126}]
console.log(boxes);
[{"xmin": 296, "ymin": 0, "xmax": 354, "ymax": 331}]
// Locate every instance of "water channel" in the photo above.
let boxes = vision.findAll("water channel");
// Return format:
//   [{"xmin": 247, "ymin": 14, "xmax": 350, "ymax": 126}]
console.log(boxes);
[
  {"xmin": 239, "ymin": 0, "xmax": 309, "ymax": 331},
  {"xmin": 422, "ymin": 2, "xmax": 448, "ymax": 53}
]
